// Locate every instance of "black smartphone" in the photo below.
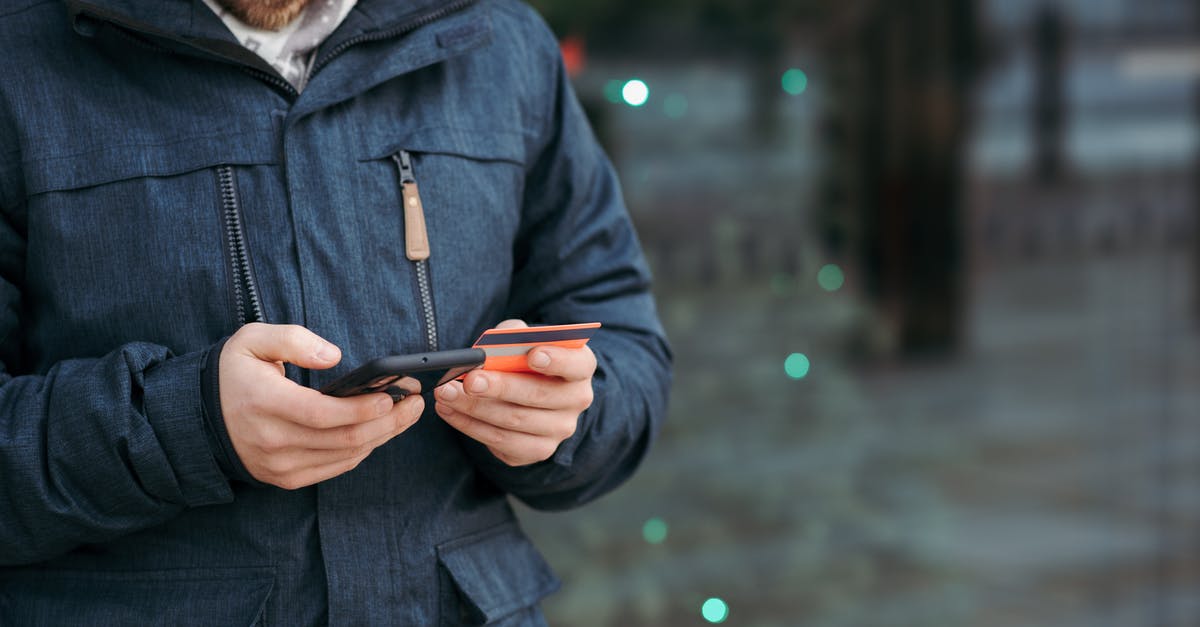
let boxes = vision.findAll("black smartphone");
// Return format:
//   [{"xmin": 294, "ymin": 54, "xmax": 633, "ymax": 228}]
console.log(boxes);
[{"xmin": 319, "ymin": 347, "xmax": 487, "ymax": 401}]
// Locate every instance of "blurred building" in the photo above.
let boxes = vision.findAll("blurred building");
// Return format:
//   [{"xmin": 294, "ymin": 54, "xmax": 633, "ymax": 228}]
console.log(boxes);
[{"xmin": 522, "ymin": 1, "xmax": 1200, "ymax": 625}]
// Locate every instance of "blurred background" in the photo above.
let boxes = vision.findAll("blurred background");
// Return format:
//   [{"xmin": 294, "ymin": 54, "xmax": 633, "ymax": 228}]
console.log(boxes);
[{"xmin": 516, "ymin": 0, "xmax": 1200, "ymax": 625}]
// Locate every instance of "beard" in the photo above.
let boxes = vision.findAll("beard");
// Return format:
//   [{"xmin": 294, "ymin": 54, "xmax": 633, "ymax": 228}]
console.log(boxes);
[{"xmin": 214, "ymin": 0, "xmax": 313, "ymax": 30}]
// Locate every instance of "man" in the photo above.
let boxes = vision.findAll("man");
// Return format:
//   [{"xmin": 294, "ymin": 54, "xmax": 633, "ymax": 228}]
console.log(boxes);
[{"xmin": 0, "ymin": 0, "xmax": 672, "ymax": 624}]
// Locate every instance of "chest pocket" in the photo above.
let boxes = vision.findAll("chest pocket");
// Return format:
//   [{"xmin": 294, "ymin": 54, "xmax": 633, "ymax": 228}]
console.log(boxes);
[
  {"xmin": 18, "ymin": 133, "xmax": 283, "ymax": 369},
  {"xmin": 350, "ymin": 127, "xmax": 529, "ymax": 356}
]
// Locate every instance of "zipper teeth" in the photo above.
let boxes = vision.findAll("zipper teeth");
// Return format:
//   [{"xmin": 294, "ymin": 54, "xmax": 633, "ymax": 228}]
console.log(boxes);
[
  {"xmin": 312, "ymin": 0, "xmax": 477, "ymax": 75},
  {"xmin": 414, "ymin": 260, "xmax": 438, "ymax": 351},
  {"xmin": 395, "ymin": 151, "xmax": 438, "ymax": 351},
  {"xmin": 217, "ymin": 165, "xmax": 264, "ymax": 324}
]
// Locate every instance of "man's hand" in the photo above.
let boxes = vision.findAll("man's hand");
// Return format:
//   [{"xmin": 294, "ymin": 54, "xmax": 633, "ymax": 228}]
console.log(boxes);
[
  {"xmin": 220, "ymin": 323, "xmax": 423, "ymax": 489},
  {"xmin": 434, "ymin": 320, "xmax": 596, "ymax": 466}
]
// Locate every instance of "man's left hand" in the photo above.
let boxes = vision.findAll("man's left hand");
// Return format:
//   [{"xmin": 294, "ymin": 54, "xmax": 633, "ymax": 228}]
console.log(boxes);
[{"xmin": 434, "ymin": 320, "xmax": 596, "ymax": 467}]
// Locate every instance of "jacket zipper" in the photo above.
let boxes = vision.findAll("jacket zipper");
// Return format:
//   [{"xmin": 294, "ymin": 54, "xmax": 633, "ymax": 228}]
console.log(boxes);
[
  {"xmin": 392, "ymin": 151, "xmax": 438, "ymax": 351},
  {"xmin": 217, "ymin": 165, "xmax": 265, "ymax": 325}
]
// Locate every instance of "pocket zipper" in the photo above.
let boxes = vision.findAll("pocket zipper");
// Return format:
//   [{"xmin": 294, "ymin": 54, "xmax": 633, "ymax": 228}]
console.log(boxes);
[
  {"xmin": 393, "ymin": 151, "xmax": 439, "ymax": 351},
  {"xmin": 217, "ymin": 165, "xmax": 265, "ymax": 326}
]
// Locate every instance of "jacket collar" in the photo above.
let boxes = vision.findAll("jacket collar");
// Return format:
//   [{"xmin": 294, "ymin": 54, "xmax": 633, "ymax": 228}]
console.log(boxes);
[
  {"xmin": 65, "ymin": 0, "xmax": 462, "ymax": 42},
  {"xmin": 64, "ymin": 0, "xmax": 480, "ymax": 97}
]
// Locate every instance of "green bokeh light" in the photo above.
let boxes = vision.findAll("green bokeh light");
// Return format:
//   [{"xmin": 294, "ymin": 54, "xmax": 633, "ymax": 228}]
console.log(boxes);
[
  {"xmin": 702, "ymin": 598, "xmax": 729, "ymax": 623},
  {"xmin": 663, "ymin": 93, "xmax": 688, "ymax": 118},
  {"xmin": 603, "ymin": 80, "xmax": 624, "ymax": 104},
  {"xmin": 785, "ymin": 353, "xmax": 810, "ymax": 380},
  {"xmin": 782, "ymin": 68, "xmax": 808, "ymax": 95},
  {"xmin": 817, "ymin": 264, "xmax": 845, "ymax": 292},
  {"xmin": 642, "ymin": 517, "xmax": 668, "ymax": 544}
]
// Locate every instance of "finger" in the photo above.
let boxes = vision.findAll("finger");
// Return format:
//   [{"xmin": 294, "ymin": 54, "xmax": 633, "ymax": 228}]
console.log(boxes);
[
  {"xmin": 233, "ymin": 323, "xmax": 341, "ymax": 369},
  {"xmin": 437, "ymin": 403, "xmax": 558, "ymax": 465},
  {"xmin": 269, "ymin": 449, "xmax": 374, "ymax": 490},
  {"xmin": 526, "ymin": 345, "xmax": 597, "ymax": 382},
  {"xmin": 266, "ymin": 385, "xmax": 397, "ymax": 430},
  {"xmin": 434, "ymin": 394, "xmax": 574, "ymax": 440},
  {"xmin": 453, "ymin": 370, "xmax": 591, "ymax": 411},
  {"xmin": 259, "ymin": 402, "xmax": 420, "ymax": 472},
  {"xmin": 290, "ymin": 394, "xmax": 424, "ymax": 450},
  {"xmin": 494, "ymin": 319, "xmax": 528, "ymax": 330}
]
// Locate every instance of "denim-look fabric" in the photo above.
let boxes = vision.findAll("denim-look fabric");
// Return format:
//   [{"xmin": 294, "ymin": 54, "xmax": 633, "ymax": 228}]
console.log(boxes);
[{"xmin": 0, "ymin": 0, "xmax": 672, "ymax": 624}]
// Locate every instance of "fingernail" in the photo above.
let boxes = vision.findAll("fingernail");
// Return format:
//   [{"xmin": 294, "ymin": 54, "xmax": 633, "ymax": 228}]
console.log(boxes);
[
  {"xmin": 529, "ymin": 351, "xmax": 551, "ymax": 369},
  {"xmin": 435, "ymin": 402, "xmax": 454, "ymax": 417},
  {"xmin": 467, "ymin": 374, "xmax": 489, "ymax": 394},
  {"xmin": 437, "ymin": 384, "xmax": 459, "ymax": 401}
]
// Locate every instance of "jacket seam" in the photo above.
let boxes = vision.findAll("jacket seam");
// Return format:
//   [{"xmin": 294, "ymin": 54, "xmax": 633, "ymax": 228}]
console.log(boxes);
[{"xmin": 21, "ymin": 127, "xmax": 277, "ymax": 168}]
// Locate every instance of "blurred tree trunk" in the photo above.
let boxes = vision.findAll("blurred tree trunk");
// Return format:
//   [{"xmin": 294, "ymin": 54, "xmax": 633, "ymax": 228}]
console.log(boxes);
[{"xmin": 825, "ymin": 0, "xmax": 978, "ymax": 358}]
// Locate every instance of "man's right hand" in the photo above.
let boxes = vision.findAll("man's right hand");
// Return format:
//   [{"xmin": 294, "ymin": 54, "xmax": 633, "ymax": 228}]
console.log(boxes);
[{"xmin": 219, "ymin": 323, "xmax": 423, "ymax": 489}]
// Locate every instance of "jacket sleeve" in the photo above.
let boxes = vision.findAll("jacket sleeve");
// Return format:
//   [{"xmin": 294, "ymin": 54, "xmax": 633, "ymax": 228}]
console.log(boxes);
[
  {"xmin": 0, "ymin": 206, "xmax": 233, "ymax": 566},
  {"xmin": 456, "ymin": 16, "xmax": 672, "ymax": 510}
]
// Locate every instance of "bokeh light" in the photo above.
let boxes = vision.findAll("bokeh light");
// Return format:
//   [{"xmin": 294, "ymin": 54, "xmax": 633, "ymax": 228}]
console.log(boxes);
[
  {"xmin": 663, "ymin": 93, "xmax": 688, "ymax": 118},
  {"xmin": 781, "ymin": 68, "xmax": 808, "ymax": 95},
  {"xmin": 622, "ymin": 79, "xmax": 650, "ymax": 106},
  {"xmin": 818, "ymin": 263, "xmax": 845, "ymax": 292},
  {"xmin": 785, "ymin": 353, "xmax": 810, "ymax": 379},
  {"xmin": 701, "ymin": 598, "xmax": 729, "ymax": 623},
  {"xmin": 603, "ymin": 79, "xmax": 625, "ymax": 104},
  {"xmin": 642, "ymin": 517, "xmax": 668, "ymax": 544}
]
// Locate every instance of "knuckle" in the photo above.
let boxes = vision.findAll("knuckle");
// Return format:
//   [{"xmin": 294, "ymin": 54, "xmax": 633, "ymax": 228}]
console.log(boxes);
[
  {"xmin": 556, "ymin": 418, "xmax": 578, "ymax": 441},
  {"xmin": 297, "ymin": 406, "xmax": 327, "ymax": 428},
  {"xmin": 341, "ymin": 424, "xmax": 369, "ymax": 449},
  {"xmin": 257, "ymin": 429, "xmax": 288, "ymax": 453},
  {"xmin": 235, "ymin": 322, "xmax": 264, "ymax": 341},
  {"xmin": 577, "ymin": 385, "xmax": 595, "ymax": 409},
  {"xmin": 527, "ymin": 382, "xmax": 551, "ymax": 406},
  {"xmin": 500, "ymin": 409, "xmax": 524, "ymax": 431},
  {"xmin": 483, "ymin": 426, "xmax": 508, "ymax": 449},
  {"xmin": 275, "ymin": 475, "xmax": 305, "ymax": 491},
  {"xmin": 536, "ymin": 440, "xmax": 559, "ymax": 461},
  {"xmin": 341, "ymin": 455, "xmax": 367, "ymax": 475}
]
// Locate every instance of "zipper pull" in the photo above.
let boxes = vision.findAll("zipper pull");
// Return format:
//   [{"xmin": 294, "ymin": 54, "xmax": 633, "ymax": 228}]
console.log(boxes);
[{"xmin": 394, "ymin": 151, "xmax": 431, "ymax": 261}]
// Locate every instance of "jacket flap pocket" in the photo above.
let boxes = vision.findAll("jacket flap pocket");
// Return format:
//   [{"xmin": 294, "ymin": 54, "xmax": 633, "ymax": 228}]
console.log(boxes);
[
  {"xmin": 23, "ymin": 129, "xmax": 279, "ymax": 195},
  {"xmin": 363, "ymin": 126, "xmax": 526, "ymax": 165},
  {"xmin": 437, "ymin": 522, "xmax": 560, "ymax": 624},
  {"xmin": 0, "ymin": 567, "xmax": 273, "ymax": 626}
]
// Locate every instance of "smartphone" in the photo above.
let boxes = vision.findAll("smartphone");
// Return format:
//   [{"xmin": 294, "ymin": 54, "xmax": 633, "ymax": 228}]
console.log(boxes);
[{"xmin": 319, "ymin": 347, "xmax": 487, "ymax": 401}]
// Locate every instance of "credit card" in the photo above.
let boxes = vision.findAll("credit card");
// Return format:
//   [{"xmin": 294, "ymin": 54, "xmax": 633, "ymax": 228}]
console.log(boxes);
[{"xmin": 471, "ymin": 322, "xmax": 601, "ymax": 372}]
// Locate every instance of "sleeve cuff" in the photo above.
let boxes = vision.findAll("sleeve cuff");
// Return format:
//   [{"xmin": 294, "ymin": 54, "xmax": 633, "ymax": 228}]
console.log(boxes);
[
  {"xmin": 200, "ymin": 336, "xmax": 263, "ymax": 486},
  {"xmin": 141, "ymin": 347, "xmax": 234, "ymax": 507}
]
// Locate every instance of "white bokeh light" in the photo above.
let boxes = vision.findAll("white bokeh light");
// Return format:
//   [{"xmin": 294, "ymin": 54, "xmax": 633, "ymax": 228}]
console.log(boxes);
[{"xmin": 621, "ymin": 79, "xmax": 649, "ymax": 107}]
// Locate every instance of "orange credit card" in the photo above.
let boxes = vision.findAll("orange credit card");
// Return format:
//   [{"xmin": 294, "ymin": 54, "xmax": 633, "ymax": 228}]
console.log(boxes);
[{"xmin": 471, "ymin": 322, "xmax": 601, "ymax": 373}]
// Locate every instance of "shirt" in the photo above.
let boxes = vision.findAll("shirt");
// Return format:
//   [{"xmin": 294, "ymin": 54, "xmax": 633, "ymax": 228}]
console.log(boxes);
[{"xmin": 201, "ymin": 0, "xmax": 356, "ymax": 90}]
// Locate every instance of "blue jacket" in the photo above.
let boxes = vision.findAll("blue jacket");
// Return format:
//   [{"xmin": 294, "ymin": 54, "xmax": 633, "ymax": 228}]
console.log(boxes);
[{"xmin": 0, "ymin": 0, "xmax": 671, "ymax": 624}]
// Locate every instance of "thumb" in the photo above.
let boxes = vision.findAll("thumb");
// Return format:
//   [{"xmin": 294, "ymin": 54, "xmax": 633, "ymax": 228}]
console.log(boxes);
[
  {"xmin": 231, "ymin": 323, "xmax": 342, "ymax": 369},
  {"xmin": 495, "ymin": 318, "xmax": 528, "ymax": 330}
]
